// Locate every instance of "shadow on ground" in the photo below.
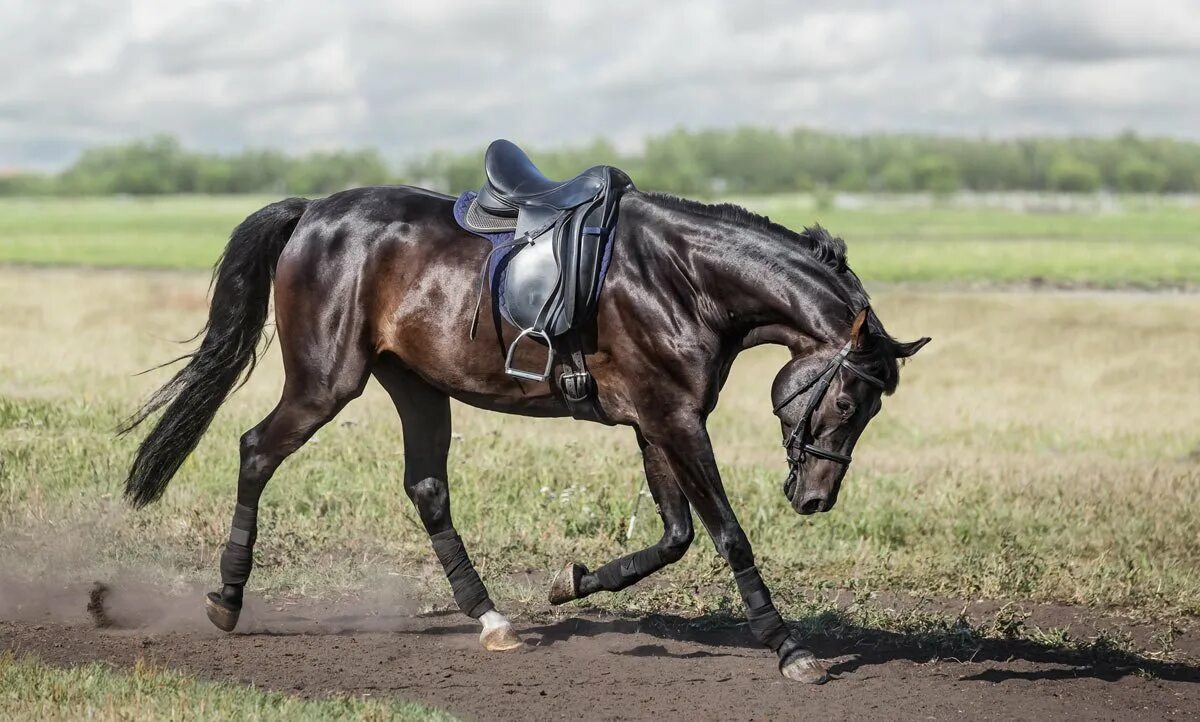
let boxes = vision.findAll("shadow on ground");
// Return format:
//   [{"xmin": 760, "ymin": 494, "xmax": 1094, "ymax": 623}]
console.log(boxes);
[{"xmin": 414, "ymin": 610, "xmax": 1200, "ymax": 685}]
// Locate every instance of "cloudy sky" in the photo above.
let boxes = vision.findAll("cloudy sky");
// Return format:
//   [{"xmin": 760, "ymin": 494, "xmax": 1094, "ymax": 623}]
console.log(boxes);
[{"xmin": 2, "ymin": 0, "xmax": 1198, "ymax": 169}]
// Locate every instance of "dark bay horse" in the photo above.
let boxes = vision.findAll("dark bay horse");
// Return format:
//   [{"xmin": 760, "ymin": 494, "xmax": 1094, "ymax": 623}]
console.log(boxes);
[{"xmin": 122, "ymin": 185, "xmax": 928, "ymax": 683}]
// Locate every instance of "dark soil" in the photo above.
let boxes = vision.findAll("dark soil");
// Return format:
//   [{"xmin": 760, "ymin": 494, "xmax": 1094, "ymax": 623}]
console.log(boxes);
[{"xmin": 2, "ymin": 581, "xmax": 1198, "ymax": 721}]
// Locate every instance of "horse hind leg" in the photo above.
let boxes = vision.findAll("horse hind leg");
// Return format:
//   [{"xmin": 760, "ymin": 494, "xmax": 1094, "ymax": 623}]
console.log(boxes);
[
  {"xmin": 206, "ymin": 361, "xmax": 369, "ymax": 631},
  {"xmin": 373, "ymin": 363, "xmax": 522, "ymax": 652}
]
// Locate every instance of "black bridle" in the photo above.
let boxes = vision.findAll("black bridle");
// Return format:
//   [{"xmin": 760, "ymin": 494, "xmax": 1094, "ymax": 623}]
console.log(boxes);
[{"xmin": 773, "ymin": 341, "xmax": 886, "ymax": 468}]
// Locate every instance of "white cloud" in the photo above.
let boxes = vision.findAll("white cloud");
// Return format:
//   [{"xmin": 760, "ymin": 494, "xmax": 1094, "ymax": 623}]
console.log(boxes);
[{"xmin": 0, "ymin": 0, "xmax": 1196, "ymax": 170}]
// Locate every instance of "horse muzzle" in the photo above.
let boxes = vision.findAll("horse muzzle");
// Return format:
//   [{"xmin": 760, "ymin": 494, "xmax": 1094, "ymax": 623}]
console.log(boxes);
[{"xmin": 783, "ymin": 463, "xmax": 840, "ymax": 515}]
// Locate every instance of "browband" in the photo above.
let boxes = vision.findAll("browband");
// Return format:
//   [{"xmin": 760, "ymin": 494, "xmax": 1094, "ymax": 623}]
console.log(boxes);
[
  {"xmin": 772, "ymin": 342, "xmax": 884, "ymax": 413},
  {"xmin": 773, "ymin": 340, "xmax": 887, "ymax": 468}
]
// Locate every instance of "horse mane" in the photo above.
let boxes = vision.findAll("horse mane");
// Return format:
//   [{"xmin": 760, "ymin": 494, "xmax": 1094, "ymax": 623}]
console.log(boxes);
[
  {"xmin": 645, "ymin": 192, "xmax": 872, "ymax": 301},
  {"xmin": 646, "ymin": 192, "xmax": 903, "ymax": 393},
  {"xmin": 645, "ymin": 191, "xmax": 850, "ymax": 267}
]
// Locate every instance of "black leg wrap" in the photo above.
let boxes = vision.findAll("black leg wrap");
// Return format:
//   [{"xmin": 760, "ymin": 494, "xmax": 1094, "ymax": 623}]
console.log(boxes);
[
  {"xmin": 734, "ymin": 566, "xmax": 791, "ymax": 652},
  {"xmin": 220, "ymin": 504, "xmax": 258, "ymax": 587},
  {"xmin": 429, "ymin": 529, "xmax": 494, "ymax": 619},
  {"xmin": 776, "ymin": 635, "xmax": 805, "ymax": 662},
  {"xmin": 594, "ymin": 546, "xmax": 665, "ymax": 592}
]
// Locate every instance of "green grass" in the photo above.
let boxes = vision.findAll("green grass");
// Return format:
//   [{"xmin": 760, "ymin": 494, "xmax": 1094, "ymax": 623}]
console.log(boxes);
[
  {"xmin": 746, "ymin": 195, "xmax": 1200, "ymax": 284},
  {"xmin": 0, "ymin": 196, "xmax": 270, "ymax": 269},
  {"xmin": 0, "ymin": 654, "xmax": 454, "ymax": 721},
  {"xmin": 1, "ymin": 194, "xmax": 1198, "ymax": 284}
]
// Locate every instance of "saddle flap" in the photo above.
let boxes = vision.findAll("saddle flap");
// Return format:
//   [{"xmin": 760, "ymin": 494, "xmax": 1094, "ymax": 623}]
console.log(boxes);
[
  {"xmin": 503, "ymin": 225, "xmax": 565, "ymax": 335},
  {"xmin": 500, "ymin": 178, "xmax": 616, "ymax": 338}
]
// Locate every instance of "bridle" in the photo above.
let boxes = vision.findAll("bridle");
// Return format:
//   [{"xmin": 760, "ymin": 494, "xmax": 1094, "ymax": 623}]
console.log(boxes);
[{"xmin": 772, "ymin": 341, "xmax": 886, "ymax": 469}]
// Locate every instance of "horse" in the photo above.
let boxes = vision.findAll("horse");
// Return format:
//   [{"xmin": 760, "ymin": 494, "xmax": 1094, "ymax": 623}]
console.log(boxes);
[{"xmin": 121, "ymin": 183, "xmax": 929, "ymax": 684}]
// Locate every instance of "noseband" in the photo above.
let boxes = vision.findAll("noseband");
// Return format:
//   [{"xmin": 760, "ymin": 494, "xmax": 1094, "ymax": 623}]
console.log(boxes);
[{"xmin": 773, "ymin": 341, "xmax": 886, "ymax": 468}]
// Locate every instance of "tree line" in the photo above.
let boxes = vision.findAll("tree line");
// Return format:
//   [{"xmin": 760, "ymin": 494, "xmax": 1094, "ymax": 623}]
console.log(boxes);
[{"xmin": 3, "ymin": 128, "xmax": 1199, "ymax": 197}]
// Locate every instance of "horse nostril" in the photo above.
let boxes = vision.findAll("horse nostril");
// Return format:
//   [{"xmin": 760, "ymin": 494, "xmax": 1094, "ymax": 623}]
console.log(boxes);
[{"xmin": 800, "ymin": 496, "xmax": 825, "ymax": 514}]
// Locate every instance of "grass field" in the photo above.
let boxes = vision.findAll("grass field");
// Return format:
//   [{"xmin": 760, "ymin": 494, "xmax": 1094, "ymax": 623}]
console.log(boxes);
[
  {"xmin": 3, "ymin": 268, "xmax": 1198, "ymax": 614},
  {"xmin": 1, "ymin": 194, "xmax": 1198, "ymax": 284},
  {"xmin": 0, "ymin": 654, "xmax": 454, "ymax": 722},
  {"xmin": 1, "ymin": 195, "xmax": 1199, "ymax": 716}
]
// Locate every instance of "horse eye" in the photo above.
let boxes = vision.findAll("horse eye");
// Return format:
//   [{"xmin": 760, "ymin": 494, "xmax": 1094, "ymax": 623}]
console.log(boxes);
[{"xmin": 835, "ymin": 397, "xmax": 855, "ymax": 415}]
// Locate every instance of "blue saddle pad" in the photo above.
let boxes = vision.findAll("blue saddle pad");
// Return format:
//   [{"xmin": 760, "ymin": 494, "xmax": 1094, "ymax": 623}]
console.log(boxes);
[
  {"xmin": 453, "ymin": 191, "xmax": 517, "ymax": 318},
  {"xmin": 453, "ymin": 191, "xmax": 516, "ymax": 269}
]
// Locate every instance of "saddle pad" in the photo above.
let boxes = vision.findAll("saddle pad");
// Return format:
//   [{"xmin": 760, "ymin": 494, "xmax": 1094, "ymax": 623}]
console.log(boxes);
[
  {"xmin": 453, "ymin": 191, "xmax": 518, "ymax": 319},
  {"xmin": 452, "ymin": 191, "xmax": 618, "ymax": 331},
  {"xmin": 454, "ymin": 191, "xmax": 515, "ymax": 241}
]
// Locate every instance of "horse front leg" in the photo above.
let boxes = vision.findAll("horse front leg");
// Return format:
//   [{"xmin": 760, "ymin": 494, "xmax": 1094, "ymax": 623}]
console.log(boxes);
[
  {"xmin": 374, "ymin": 365, "xmax": 521, "ymax": 652},
  {"xmin": 548, "ymin": 429, "xmax": 694, "ymax": 604},
  {"xmin": 642, "ymin": 411, "xmax": 828, "ymax": 684}
]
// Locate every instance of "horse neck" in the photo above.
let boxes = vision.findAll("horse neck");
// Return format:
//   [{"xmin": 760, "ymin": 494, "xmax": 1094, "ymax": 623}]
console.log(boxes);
[{"xmin": 630, "ymin": 195, "xmax": 857, "ymax": 352}]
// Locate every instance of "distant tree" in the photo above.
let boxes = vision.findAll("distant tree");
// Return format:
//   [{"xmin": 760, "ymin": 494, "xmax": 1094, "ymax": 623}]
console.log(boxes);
[
  {"xmin": 227, "ymin": 150, "xmax": 291, "ymax": 193},
  {"xmin": 14, "ymin": 129, "xmax": 1200, "ymax": 197},
  {"xmin": 878, "ymin": 160, "xmax": 915, "ymax": 192},
  {"xmin": 913, "ymin": 155, "xmax": 960, "ymax": 195},
  {"xmin": 59, "ymin": 135, "xmax": 198, "ymax": 194},
  {"xmin": 409, "ymin": 151, "xmax": 484, "ymax": 193},
  {"xmin": 1115, "ymin": 156, "xmax": 1168, "ymax": 193},
  {"xmin": 792, "ymin": 129, "xmax": 856, "ymax": 188},
  {"xmin": 1046, "ymin": 154, "xmax": 1101, "ymax": 192},
  {"xmin": 640, "ymin": 128, "xmax": 708, "ymax": 194},
  {"xmin": 790, "ymin": 171, "xmax": 816, "ymax": 192},
  {"xmin": 194, "ymin": 157, "xmax": 235, "ymax": 194},
  {"xmin": 285, "ymin": 149, "xmax": 390, "ymax": 194},
  {"xmin": 836, "ymin": 167, "xmax": 870, "ymax": 192},
  {"xmin": 0, "ymin": 172, "xmax": 54, "ymax": 196}
]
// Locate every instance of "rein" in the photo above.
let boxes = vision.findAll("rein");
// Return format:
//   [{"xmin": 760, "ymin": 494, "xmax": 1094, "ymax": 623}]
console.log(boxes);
[{"xmin": 773, "ymin": 341, "xmax": 886, "ymax": 467}]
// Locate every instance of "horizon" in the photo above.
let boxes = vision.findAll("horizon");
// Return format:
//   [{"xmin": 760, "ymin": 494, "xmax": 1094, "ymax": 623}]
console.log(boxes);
[{"xmin": 6, "ymin": 124, "xmax": 1200, "ymax": 177}]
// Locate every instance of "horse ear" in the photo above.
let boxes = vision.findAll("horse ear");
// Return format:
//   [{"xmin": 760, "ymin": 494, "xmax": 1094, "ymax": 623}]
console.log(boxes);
[
  {"xmin": 850, "ymin": 307, "xmax": 871, "ymax": 349},
  {"xmin": 893, "ymin": 337, "xmax": 931, "ymax": 358}
]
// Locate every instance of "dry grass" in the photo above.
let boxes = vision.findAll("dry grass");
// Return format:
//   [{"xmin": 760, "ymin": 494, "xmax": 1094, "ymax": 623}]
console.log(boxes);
[{"xmin": 1, "ymin": 267, "xmax": 1198, "ymax": 629}]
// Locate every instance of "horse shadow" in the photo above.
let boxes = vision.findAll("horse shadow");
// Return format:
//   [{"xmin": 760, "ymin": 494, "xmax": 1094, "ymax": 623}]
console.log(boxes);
[
  {"xmin": 457, "ymin": 609, "xmax": 1200, "ymax": 685},
  {"xmin": 228, "ymin": 598, "xmax": 1199, "ymax": 685}
]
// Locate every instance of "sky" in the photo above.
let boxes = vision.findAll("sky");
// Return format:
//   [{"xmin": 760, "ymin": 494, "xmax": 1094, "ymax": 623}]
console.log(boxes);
[{"xmin": 2, "ymin": 0, "xmax": 1199, "ymax": 169}]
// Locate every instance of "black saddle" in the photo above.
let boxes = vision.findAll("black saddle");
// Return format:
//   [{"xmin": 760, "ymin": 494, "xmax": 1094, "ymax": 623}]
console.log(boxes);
[
  {"xmin": 464, "ymin": 140, "xmax": 633, "ymax": 407},
  {"xmin": 475, "ymin": 140, "xmax": 611, "ymax": 214}
]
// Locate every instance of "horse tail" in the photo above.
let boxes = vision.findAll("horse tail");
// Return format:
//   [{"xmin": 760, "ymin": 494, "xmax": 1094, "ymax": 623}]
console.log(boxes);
[{"xmin": 120, "ymin": 197, "xmax": 309, "ymax": 508}]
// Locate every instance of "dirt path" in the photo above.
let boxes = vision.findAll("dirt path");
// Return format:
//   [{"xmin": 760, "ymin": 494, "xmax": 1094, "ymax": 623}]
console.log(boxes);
[{"xmin": 2, "ymin": 584, "xmax": 1198, "ymax": 721}]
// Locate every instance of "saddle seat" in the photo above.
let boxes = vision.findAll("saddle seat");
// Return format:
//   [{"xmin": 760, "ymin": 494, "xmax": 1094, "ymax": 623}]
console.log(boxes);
[
  {"xmin": 460, "ymin": 140, "xmax": 633, "ymax": 397},
  {"xmin": 475, "ymin": 140, "xmax": 609, "ymax": 215}
]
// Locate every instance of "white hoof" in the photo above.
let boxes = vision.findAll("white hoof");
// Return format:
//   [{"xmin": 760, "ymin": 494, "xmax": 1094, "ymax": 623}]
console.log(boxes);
[
  {"xmin": 480, "ymin": 624, "xmax": 523, "ymax": 651},
  {"xmin": 780, "ymin": 649, "xmax": 828, "ymax": 684},
  {"xmin": 478, "ymin": 610, "xmax": 523, "ymax": 652}
]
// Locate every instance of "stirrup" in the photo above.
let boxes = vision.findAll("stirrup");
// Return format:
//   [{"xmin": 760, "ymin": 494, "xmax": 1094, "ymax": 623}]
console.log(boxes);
[{"xmin": 505, "ymin": 328, "xmax": 555, "ymax": 382}]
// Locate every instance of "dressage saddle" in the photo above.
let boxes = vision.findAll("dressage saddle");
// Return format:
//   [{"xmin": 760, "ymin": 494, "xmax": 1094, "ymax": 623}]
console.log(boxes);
[
  {"xmin": 463, "ymin": 140, "xmax": 633, "ymax": 420},
  {"xmin": 475, "ymin": 140, "xmax": 612, "ymax": 213}
]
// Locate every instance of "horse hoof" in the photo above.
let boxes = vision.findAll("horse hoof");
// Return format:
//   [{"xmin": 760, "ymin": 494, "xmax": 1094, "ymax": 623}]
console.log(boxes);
[
  {"xmin": 548, "ymin": 562, "xmax": 586, "ymax": 605},
  {"xmin": 780, "ymin": 649, "xmax": 828, "ymax": 684},
  {"xmin": 480, "ymin": 624, "xmax": 524, "ymax": 652},
  {"xmin": 205, "ymin": 592, "xmax": 241, "ymax": 632}
]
